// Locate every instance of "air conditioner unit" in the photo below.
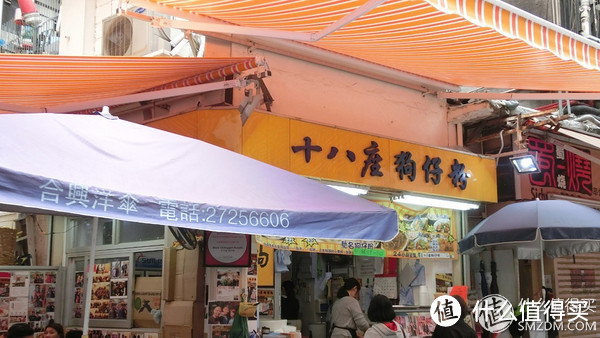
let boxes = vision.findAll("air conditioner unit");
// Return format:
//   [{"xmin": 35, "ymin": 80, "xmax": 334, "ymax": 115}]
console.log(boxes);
[{"xmin": 102, "ymin": 15, "xmax": 168, "ymax": 56}]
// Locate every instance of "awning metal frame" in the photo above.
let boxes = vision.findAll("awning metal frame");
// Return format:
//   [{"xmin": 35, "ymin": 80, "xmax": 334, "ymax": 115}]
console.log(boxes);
[
  {"xmin": 121, "ymin": 0, "xmax": 459, "ymax": 93},
  {"xmin": 0, "ymin": 78, "xmax": 250, "ymax": 114},
  {"xmin": 439, "ymin": 91, "xmax": 600, "ymax": 101},
  {"xmin": 123, "ymin": 0, "xmax": 386, "ymax": 42},
  {"xmin": 123, "ymin": 0, "xmax": 600, "ymax": 98}
]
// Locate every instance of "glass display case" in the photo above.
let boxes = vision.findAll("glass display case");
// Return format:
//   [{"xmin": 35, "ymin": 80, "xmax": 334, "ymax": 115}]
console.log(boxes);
[{"xmin": 393, "ymin": 306, "xmax": 434, "ymax": 338}]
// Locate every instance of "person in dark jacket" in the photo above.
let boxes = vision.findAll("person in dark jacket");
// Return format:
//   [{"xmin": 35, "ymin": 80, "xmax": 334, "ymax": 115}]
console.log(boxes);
[
  {"xmin": 7, "ymin": 323, "xmax": 33, "ymax": 338},
  {"xmin": 281, "ymin": 280, "xmax": 299, "ymax": 320},
  {"xmin": 65, "ymin": 330, "xmax": 83, "ymax": 338},
  {"xmin": 432, "ymin": 295, "xmax": 476, "ymax": 338}
]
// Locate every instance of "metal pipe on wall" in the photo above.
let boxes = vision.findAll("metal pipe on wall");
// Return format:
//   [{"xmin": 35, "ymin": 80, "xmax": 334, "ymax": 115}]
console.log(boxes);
[{"xmin": 83, "ymin": 217, "xmax": 99, "ymax": 336}]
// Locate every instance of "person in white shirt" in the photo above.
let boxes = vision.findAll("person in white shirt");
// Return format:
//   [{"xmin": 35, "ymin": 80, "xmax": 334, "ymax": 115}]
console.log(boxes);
[{"xmin": 330, "ymin": 278, "xmax": 370, "ymax": 338}]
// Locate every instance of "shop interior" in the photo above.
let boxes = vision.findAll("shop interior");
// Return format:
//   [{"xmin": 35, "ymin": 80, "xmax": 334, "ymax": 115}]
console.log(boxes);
[{"xmin": 263, "ymin": 250, "xmax": 458, "ymax": 338}]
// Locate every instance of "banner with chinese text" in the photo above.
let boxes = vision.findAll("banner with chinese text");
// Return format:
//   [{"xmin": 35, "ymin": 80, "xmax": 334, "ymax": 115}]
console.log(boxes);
[{"xmin": 256, "ymin": 201, "xmax": 457, "ymax": 259}]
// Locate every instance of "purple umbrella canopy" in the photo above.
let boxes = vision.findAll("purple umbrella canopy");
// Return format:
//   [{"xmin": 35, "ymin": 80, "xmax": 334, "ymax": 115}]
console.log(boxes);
[
  {"xmin": 0, "ymin": 113, "xmax": 398, "ymax": 241},
  {"xmin": 459, "ymin": 199, "xmax": 600, "ymax": 258}
]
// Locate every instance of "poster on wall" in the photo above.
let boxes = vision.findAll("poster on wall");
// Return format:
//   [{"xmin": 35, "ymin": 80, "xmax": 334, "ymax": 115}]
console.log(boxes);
[
  {"xmin": 9, "ymin": 272, "xmax": 29, "ymax": 297},
  {"xmin": 86, "ymin": 329, "xmax": 157, "ymax": 338},
  {"xmin": 435, "ymin": 273, "xmax": 453, "ymax": 293},
  {"xmin": 0, "ymin": 272, "xmax": 8, "ymax": 337},
  {"xmin": 111, "ymin": 261, "xmax": 129, "ymax": 279},
  {"xmin": 248, "ymin": 254, "xmax": 257, "ymax": 276},
  {"xmin": 0, "ymin": 270, "xmax": 58, "ymax": 337},
  {"xmin": 247, "ymin": 276, "xmax": 257, "ymax": 303},
  {"xmin": 204, "ymin": 232, "xmax": 251, "ymax": 267},
  {"xmin": 0, "ymin": 314, "xmax": 7, "ymax": 333},
  {"xmin": 0, "ymin": 299, "xmax": 8, "ymax": 321},
  {"xmin": 395, "ymin": 315, "xmax": 435, "ymax": 337},
  {"xmin": 91, "ymin": 263, "xmax": 111, "ymax": 319},
  {"xmin": 210, "ymin": 324, "xmax": 232, "ymax": 338},
  {"xmin": 73, "ymin": 271, "xmax": 84, "ymax": 319},
  {"xmin": 110, "ymin": 260, "xmax": 129, "ymax": 301},
  {"xmin": 207, "ymin": 301, "xmax": 240, "ymax": 325},
  {"xmin": 0, "ymin": 273, "xmax": 9, "ymax": 298},
  {"xmin": 257, "ymin": 289, "xmax": 274, "ymax": 317},
  {"xmin": 77, "ymin": 260, "xmax": 130, "ymax": 320},
  {"xmin": 257, "ymin": 202, "xmax": 457, "ymax": 259},
  {"xmin": 28, "ymin": 271, "xmax": 56, "ymax": 333},
  {"xmin": 215, "ymin": 268, "xmax": 241, "ymax": 301}
]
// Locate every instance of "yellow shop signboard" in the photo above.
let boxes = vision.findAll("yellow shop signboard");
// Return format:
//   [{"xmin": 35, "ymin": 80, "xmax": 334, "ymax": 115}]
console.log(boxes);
[{"xmin": 243, "ymin": 113, "xmax": 497, "ymax": 203}]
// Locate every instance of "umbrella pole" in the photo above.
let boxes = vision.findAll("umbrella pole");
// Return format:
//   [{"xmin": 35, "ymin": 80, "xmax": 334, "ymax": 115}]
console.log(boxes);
[
  {"xmin": 83, "ymin": 217, "xmax": 99, "ymax": 337},
  {"xmin": 539, "ymin": 229, "xmax": 545, "ymax": 288}
]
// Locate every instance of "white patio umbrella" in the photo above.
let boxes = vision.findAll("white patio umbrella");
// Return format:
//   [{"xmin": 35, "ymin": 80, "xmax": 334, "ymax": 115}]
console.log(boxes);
[{"xmin": 0, "ymin": 112, "xmax": 399, "ymax": 331}]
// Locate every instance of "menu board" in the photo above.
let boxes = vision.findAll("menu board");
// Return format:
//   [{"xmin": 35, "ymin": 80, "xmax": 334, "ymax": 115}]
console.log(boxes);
[{"xmin": 256, "ymin": 202, "xmax": 457, "ymax": 259}]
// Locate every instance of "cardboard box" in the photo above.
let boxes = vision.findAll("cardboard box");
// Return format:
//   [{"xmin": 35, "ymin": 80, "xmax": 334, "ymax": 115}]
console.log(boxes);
[
  {"xmin": 162, "ymin": 301, "xmax": 199, "ymax": 327},
  {"xmin": 133, "ymin": 276, "xmax": 162, "ymax": 328},
  {"xmin": 163, "ymin": 247, "xmax": 176, "ymax": 301},
  {"xmin": 162, "ymin": 325, "xmax": 192, "ymax": 338},
  {"xmin": 173, "ymin": 247, "xmax": 204, "ymax": 301},
  {"xmin": 163, "ymin": 301, "xmax": 204, "ymax": 338}
]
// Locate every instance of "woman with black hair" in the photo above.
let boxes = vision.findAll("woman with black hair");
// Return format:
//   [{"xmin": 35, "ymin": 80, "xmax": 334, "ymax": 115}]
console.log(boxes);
[
  {"xmin": 432, "ymin": 295, "xmax": 476, "ymax": 338},
  {"xmin": 7, "ymin": 323, "xmax": 33, "ymax": 338},
  {"xmin": 43, "ymin": 320, "xmax": 65, "ymax": 338},
  {"xmin": 364, "ymin": 295, "xmax": 406, "ymax": 338},
  {"xmin": 330, "ymin": 278, "xmax": 370, "ymax": 338}
]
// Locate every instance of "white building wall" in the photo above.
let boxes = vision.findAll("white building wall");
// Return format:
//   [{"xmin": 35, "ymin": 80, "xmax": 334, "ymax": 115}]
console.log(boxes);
[
  {"xmin": 59, "ymin": 2, "xmax": 453, "ymax": 148},
  {"xmin": 230, "ymin": 44, "xmax": 450, "ymax": 147},
  {"xmin": 59, "ymin": 0, "xmax": 105, "ymax": 55}
]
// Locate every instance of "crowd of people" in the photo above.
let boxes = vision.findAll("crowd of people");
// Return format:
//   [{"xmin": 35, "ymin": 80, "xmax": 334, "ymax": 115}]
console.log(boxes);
[
  {"xmin": 7, "ymin": 278, "xmax": 478, "ymax": 338},
  {"xmin": 329, "ymin": 278, "xmax": 477, "ymax": 338},
  {"xmin": 7, "ymin": 321, "xmax": 83, "ymax": 338}
]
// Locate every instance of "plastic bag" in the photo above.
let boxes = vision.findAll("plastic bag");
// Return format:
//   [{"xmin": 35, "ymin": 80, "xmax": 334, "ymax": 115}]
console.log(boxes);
[
  {"xmin": 238, "ymin": 302, "xmax": 259, "ymax": 318},
  {"xmin": 230, "ymin": 306, "xmax": 249, "ymax": 338}
]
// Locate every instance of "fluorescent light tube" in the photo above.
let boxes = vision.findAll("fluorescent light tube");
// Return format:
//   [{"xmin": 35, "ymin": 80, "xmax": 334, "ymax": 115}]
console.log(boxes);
[
  {"xmin": 393, "ymin": 195, "xmax": 479, "ymax": 210},
  {"xmin": 327, "ymin": 185, "xmax": 368, "ymax": 196}
]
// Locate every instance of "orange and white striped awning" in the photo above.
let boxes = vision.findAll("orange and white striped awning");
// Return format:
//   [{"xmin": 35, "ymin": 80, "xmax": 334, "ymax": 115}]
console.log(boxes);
[
  {"xmin": 127, "ymin": 0, "xmax": 600, "ymax": 94},
  {"xmin": 0, "ymin": 54, "xmax": 260, "ymax": 113}
]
